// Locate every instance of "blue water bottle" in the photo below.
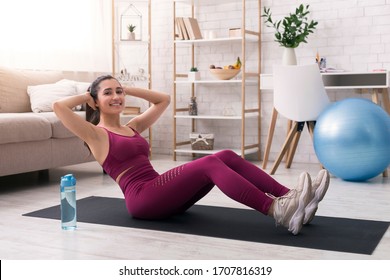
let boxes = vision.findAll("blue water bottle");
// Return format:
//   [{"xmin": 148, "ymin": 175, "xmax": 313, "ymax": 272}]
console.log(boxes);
[{"xmin": 60, "ymin": 174, "xmax": 77, "ymax": 230}]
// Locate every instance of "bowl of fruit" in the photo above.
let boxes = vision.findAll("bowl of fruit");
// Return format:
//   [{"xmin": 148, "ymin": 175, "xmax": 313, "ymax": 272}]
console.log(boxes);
[{"xmin": 209, "ymin": 57, "xmax": 241, "ymax": 80}]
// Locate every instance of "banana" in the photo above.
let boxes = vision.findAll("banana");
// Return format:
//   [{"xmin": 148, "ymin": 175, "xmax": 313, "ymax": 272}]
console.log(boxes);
[
  {"xmin": 217, "ymin": 57, "xmax": 241, "ymax": 70},
  {"xmin": 233, "ymin": 57, "xmax": 242, "ymax": 69}
]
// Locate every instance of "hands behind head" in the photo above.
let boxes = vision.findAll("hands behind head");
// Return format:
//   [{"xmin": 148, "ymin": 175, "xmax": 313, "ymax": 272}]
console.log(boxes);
[{"xmin": 85, "ymin": 92, "xmax": 97, "ymax": 110}]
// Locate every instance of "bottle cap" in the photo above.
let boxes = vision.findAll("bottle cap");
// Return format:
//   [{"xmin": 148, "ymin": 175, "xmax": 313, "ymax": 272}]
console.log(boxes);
[{"xmin": 61, "ymin": 174, "xmax": 76, "ymax": 187}]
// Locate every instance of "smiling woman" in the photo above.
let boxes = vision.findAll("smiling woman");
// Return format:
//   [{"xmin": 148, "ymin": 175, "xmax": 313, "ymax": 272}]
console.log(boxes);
[{"xmin": 0, "ymin": 0, "xmax": 112, "ymax": 71}]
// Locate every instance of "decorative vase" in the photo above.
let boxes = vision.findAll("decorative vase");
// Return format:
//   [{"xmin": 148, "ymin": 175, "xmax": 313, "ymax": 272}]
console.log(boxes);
[
  {"xmin": 189, "ymin": 97, "xmax": 198, "ymax": 115},
  {"xmin": 128, "ymin": 32, "xmax": 135, "ymax": 41},
  {"xmin": 188, "ymin": 71, "xmax": 200, "ymax": 81},
  {"xmin": 282, "ymin": 47, "xmax": 297, "ymax": 65}
]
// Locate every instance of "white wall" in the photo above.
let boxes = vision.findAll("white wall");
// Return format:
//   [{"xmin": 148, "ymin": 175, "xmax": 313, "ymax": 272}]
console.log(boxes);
[
  {"xmin": 148, "ymin": 0, "xmax": 390, "ymax": 163},
  {"xmin": 0, "ymin": 0, "xmax": 112, "ymax": 71}
]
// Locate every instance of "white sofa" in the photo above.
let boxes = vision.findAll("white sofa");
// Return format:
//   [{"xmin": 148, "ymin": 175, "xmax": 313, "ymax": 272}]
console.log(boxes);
[{"xmin": 0, "ymin": 66, "xmax": 103, "ymax": 177}]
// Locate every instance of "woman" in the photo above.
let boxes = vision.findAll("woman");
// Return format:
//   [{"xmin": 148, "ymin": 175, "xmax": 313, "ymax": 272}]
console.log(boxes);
[{"xmin": 53, "ymin": 75, "xmax": 330, "ymax": 235}]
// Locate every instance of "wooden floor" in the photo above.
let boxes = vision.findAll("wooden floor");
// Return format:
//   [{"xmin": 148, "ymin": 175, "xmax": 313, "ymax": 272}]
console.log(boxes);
[{"xmin": 0, "ymin": 155, "xmax": 389, "ymax": 260}]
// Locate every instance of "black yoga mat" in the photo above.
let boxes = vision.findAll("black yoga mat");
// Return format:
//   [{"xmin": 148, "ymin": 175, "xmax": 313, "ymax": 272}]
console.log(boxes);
[{"xmin": 24, "ymin": 196, "xmax": 389, "ymax": 255}]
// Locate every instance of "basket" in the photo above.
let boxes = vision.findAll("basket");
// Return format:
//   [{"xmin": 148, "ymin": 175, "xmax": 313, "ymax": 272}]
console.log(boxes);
[{"xmin": 190, "ymin": 133, "xmax": 214, "ymax": 150}]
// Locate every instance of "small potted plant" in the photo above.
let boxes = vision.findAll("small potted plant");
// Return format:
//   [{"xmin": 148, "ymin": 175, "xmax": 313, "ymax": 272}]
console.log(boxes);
[
  {"xmin": 188, "ymin": 67, "xmax": 200, "ymax": 81},
  {"xmin": 262, "ymin": 4, "xmax": 318, "ymax": 64},
  {"xmin": 127, "ymin": 24, "xmax": 136, "ymax": 40}
]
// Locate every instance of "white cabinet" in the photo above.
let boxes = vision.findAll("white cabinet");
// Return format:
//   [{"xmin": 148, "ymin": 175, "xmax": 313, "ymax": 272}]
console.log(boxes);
[{"xmin": 172, "ymin": 0, "xmax": 261, "ymax": 160}]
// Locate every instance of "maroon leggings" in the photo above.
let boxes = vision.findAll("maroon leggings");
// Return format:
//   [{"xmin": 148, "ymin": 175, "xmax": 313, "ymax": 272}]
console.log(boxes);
[{"xmin": 123, "ymin": 150, "xmax": 290, "ymax": 219}]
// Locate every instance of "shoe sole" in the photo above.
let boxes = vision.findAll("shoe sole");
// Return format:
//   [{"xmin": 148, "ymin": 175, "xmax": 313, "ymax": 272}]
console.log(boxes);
[
  {"xmin": 288, "ymin": 173, "xmax": 311, "ymax": 235},
  {"xmin": 304, "ymin": 170, "xmax": 330, "ymax": 225}
]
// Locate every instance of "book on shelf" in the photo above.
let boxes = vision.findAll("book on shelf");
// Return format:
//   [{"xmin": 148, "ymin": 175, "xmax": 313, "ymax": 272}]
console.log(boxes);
[
  {"xmin": 183, "ymin": 17, "xmax": 203, "ymax": 40},
  {"xmin": 123, "ymin": 106, "xmax": 141, "ymax": 115},
  {"xmin": 175, "ymin": 17, "xmax": 189, "ymax": 40},
  {"xmin": 175, "ymin": 17, "xmax": 202, "ymax": 40},
  {"xmin": 175, "ymin": 17, "xmax": 184, "ymax": 40}
]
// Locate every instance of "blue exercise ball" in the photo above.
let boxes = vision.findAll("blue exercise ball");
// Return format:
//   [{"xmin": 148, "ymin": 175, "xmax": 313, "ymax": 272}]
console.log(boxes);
[{"xmin": 314, "ymin": 98, "xmax": 390, "ymax": 181}]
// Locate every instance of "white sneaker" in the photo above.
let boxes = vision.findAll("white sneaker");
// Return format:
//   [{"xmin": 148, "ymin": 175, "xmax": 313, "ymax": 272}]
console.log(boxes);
[
  {"xmin": 268, "ymin": 172, "xmax": 312, "ymax": 235},
  {"xmin": 303, "ymin": 169, "xmax": 330, "ymax": 225}
]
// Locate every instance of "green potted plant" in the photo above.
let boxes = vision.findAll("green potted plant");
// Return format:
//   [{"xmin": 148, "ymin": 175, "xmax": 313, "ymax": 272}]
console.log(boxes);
[
  {"xmin": 188, "ymin": 66, "xmax": 200, "ymax": 81},
  {"xmin": 127, "ymin": 24, "xmax": 136, "ymax": 40},
  {"xmin": 262, "ymin": 4, "xmax": 318, "ymax": 64}
]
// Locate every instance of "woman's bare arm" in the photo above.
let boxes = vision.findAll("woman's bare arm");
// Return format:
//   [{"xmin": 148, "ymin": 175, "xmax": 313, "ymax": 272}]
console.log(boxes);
[
  {"xmin": 124, "ymin": 87, "xmax": 170, "ymax": 133},
  {"xmin": 52, "ymin": 93, "xmax": 101, "ymax": 144}
]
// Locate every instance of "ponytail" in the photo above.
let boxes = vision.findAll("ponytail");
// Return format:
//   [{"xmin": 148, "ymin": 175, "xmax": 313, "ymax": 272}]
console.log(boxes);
[{"xmin": 85, "ymin": 103, "xmax": 100, "ymax": 125}]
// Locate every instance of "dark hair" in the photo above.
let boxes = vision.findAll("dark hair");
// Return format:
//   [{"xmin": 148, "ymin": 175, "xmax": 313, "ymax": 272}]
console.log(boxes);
[{"xmin": 85, "ymin": 74, "xmax": 118, "ymax": 125}]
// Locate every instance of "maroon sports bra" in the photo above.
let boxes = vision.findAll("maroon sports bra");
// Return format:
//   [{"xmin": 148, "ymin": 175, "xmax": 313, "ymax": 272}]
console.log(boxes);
[{"xmin": 101, "ymin": 127, "xmax": 151, "ymax": 180}]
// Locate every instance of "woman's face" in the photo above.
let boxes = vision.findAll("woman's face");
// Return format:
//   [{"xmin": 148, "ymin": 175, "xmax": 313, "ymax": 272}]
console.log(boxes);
[{"xmin": 95, "ymin": 78, "xmax": 125, "ymax": 114}]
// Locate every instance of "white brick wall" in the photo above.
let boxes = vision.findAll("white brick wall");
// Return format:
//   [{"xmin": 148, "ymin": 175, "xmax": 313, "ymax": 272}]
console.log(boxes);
[{"xmin": 149, "ymin": 0, "xmax": 390, "ymax": 163}]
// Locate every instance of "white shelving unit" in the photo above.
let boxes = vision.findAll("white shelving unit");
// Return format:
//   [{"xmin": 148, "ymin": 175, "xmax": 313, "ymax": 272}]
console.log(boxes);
[{"xmin": 172, "ymin": 0, "xmax": 261, "ymax": 160}]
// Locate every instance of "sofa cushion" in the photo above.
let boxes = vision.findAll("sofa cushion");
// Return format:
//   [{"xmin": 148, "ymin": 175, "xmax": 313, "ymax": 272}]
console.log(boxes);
[
  {"xmin": 0, "ymin": 66, "xmax": 64, "ymax": 113},
  {"xmin": 27, "ymin": 82, "xmax": 78, "ymax": 113},
  {"xmin": 39, "ymin": 111, "xmax": 86, "ymax": 139},
  {"xmin": 0, "ymin": 113, "xmax": 52, "ymax": 144}
]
